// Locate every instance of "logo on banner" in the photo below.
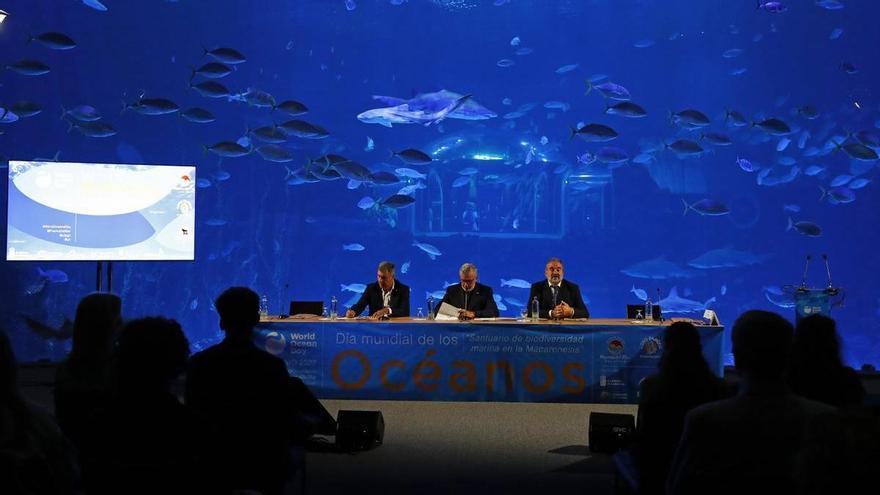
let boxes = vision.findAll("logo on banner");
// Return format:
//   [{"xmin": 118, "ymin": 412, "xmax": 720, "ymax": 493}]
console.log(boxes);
[
  {"xmin": 639, "ymin": 337, "xmax": 662, "ymax": 357},
  {"xmin": 606, "ymin": 337, "xmax": 625, "ymax": 356},
  {"xmin": 264, "ymin": 331, "xmax": 287, "ymax": 355}
]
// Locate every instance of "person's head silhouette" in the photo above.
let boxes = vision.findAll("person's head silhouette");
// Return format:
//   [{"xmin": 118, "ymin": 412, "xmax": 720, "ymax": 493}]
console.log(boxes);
[
  {"xmin": 215, "ymin": 287, "xmax": 260, "ymax": 338},
  {"xmin": 792, "ymin": 314, "xmax": 842, "ymax": 368},
  {"xmin": 115, "ymin": 317, "xmax": 189, "ymax": 391},
  {"xmin": 732, "ymin": 310, "xmax": 793, "ymax": 382},
  {"xmin": 659, "ymin": 321, "xmax": 711, "ymax": 377},
  {"xmin": 71, "ymin": 292, "xmax": 122, "ymax": 363}
]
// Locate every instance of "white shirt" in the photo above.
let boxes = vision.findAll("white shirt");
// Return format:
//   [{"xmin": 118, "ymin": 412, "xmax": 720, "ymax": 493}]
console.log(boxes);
[{"xmin": 382, "ymin": 282, "xmax": 395, "ymax": 314}]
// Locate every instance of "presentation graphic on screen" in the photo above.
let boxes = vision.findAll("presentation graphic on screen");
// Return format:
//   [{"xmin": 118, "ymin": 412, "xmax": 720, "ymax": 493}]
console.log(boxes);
[{"xmin": 6, "ymin": 161, "xmax": 196, "ymax": 261}]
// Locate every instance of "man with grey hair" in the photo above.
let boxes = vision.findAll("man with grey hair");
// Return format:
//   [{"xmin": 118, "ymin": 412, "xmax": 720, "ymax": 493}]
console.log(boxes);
[
  {"xmin": 435, "ymin": 262, "xmax": 499, "ymax": 320},
  {"xmin": 527, "ymin": 257, "xmax": 589, "ymax": 319},
  {"xmin": 345, "ymin": 261, "xmax": 410, "ymax": 319}
]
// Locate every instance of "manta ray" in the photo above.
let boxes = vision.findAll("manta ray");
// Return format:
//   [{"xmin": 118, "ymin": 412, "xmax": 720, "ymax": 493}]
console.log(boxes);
[{"xmin": 357, "ymin": 90, "xmax": 496, "ymax": 127}]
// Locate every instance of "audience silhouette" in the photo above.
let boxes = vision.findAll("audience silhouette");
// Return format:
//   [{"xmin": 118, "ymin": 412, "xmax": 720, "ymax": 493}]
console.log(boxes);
[
  {"xmin": 86, "ymin": 317, "xmax": 201, "ymax": 495},
  {"xmin": 666, "ymin": 310, "xmax": 837, "ymax": 494},
  {"xmin": 634, "ymin": 322, "xmax": 730, "ymax": 495},
  {"xmin": 1, "ymin": 329, "xmax": 79, "ymax": 494},
  {"xmin": 53, "ymin": 292, "xmax": 122, "ymax": 456},
  {"xmin": 186, "ymin": 287, "xmax": 303, "ymax": 495},
  {"xmin": 787, "ymin": 314, "xmax": 865, "ymax": 408}
]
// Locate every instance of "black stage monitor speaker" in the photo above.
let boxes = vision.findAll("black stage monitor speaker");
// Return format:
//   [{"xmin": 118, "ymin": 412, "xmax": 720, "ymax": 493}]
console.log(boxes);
[
  {"xmin": 589, "ymin": 412, "xmax": 635, "ymax": 453},
  {"xmin": 336, "ymin": 410, "xmax": 385, "ymax": 451}
]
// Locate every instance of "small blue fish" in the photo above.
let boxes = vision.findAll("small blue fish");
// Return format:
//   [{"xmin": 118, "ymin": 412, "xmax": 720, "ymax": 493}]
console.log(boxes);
[
  {"xmin": 190, "ymin": 298, "xmax": 198, "ymax": 310},
  {"xmin": 38, "ymin": 267, "xmax": 68, "ymax": 284},
  {"xmin": 501, "ymin": 278, "xmax": 531, "ymax": 289},
  {"xmin": 497, "ymin": 59, "xmax": 515, "ymax": 68},
  {"xmin": 736, "ymin": 157, "xmax": 757, "ymax": 172},
  {"xmin": 829, "ymin": 28, "xmax": 843, "ymax": 40},
  {"xmin": 630, "ymin": 284, "xmax": 648, "ymax": 301},
  {"xmin": 357, "ymin": 196, "xmax": 375, "ymax": 210},
  {"xmin": 555, "ymin": 63, "xmax": 579, "ymax": 74},
  {"xmin": 783, "ymin": 204, "xmax": 800, "ymax": 213},
  {"xmin": 341, "ymin": 283, "xmax": 367, "ymax": 293},
  {"xmin": 413, "ymin": 241, "xmax": 442, "ymax": 260},
  {"xmin": 452, "ymin": 176, "xmax": 470, "ymax": 188},
  {"xmin": 720, "ymin": 285, "xmax": 728, "ymax": 296},
  {"xmin": 345, "ymin": 0, "xmax": 356, "ymax": 11},
  {"xmin": 364, "ymin": 136, "xmax": 374, "ymax": 152},
  {"xmin": 196, "ymin": 178, "xmax": 212, "ymax": 188},
  {"xmin": 829, "ymin": 175, "xmax": 853, "ymax": 187},
  {"xmin": 848, "ymin": 178, "xmax": 870, "ymax": 189},
  {"xmin": 787, "ymin": 217, "xmax": 822, "ymax": 237},
  {"xmin": 401, "ymin": 261, "xmax": 411, "ymax": 274},
  {"xmin": 682, "ymin": 198, "xmax": 730, "ymax": 216},
  {"xmin": 342, "ymin": 243, "xmax": 365, "ymax": 251},
  {"xmin": 804, "ymin": 165, "xmax": 825, "ymax": 176},
  {"xmin": 205, "ymin": 218, "xmax": 228, "ymax": 226}
]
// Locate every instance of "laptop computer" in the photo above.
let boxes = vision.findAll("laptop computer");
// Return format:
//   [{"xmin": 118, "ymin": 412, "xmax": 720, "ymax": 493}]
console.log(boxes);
[
  {"xmin": 289, "ymin": 301, "xmax": 324, "ymax": 317},
  {"xmin": 626, "ymin": 304, "xmax": 662, "ymax": 321}
]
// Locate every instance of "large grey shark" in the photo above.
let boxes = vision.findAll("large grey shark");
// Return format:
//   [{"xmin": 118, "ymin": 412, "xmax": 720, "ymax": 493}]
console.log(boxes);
[{"xmin": 658, "ymin": 286, "xmax": 716, "ymax": 314}]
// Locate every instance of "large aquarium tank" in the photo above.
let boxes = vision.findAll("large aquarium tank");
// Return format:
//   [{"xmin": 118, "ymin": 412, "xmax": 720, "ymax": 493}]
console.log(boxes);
[{"xmin": 1, "ymin": 0, "xmax": 877, "ymax": 368}]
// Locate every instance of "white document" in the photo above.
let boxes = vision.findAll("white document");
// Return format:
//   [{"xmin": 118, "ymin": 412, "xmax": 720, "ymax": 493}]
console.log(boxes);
[{"xmin": 435, "ymin": 302, "xmax": 461, "ymax": 321}]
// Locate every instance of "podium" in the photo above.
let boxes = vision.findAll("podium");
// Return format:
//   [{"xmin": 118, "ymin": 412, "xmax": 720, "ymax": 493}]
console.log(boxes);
[
  {"xmin": 788, "ymin": 254, "xmax": 845, "ymax": 323},
  {"xmin": 791, "ymin": 287, "xmax": 844, "ymax": 322}
]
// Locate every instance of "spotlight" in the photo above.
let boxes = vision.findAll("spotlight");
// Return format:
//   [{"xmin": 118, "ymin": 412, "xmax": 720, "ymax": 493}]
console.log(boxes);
[{"xmin": 0, "ymin": 10, "xmax": 8, "ymax": 25}]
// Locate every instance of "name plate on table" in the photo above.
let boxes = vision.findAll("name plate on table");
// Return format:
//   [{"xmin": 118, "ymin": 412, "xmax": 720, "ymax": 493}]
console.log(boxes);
[{"xmin": 254, "ymin": 320, "xmax": 724, "ymax": 404}]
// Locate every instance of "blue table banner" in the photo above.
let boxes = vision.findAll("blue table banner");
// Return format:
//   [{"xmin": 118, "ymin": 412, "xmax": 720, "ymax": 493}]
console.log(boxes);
[{"xmin": 254, "ymin": 319, "xmax": 724, "ymax": 404}]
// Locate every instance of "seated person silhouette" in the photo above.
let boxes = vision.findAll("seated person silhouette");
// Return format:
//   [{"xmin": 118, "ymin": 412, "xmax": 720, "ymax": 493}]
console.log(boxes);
[
  {"xmin": 634, "ymin": 322, "xmax": 730, "ymax": 495},
  {"xmin": 787, "ymin": 314, "xmax": 865, "ymax": 409},
  {"xmin": 186, "ymin": 287, "xmax": 303, "ymax": 495},
  {"xmin": 88, "ymin": 317, "xmax": 200, "ymax": 495},
  {"xmin": 667, "ymin": 310, "xmax": 837, "ymax": 495}
]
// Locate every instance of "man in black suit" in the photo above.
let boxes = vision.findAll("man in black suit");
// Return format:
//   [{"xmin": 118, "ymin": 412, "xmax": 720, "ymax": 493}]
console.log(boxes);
[
  {"xmin": 527, "ymin": 257, "xmax": 589, "ymax": 319},
  {"xmin": 435, "ymin": 263, "xmax": 499, "ymax": 320},
  {"xmin": 345, "ymin": 261, "xmax": 410, "ymax": 319}
]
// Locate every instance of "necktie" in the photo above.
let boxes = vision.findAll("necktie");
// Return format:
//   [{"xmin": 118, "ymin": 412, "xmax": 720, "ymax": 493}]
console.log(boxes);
[{"xmin": 551, "ymin": 285, "xmax": 559, "ymax": 307}]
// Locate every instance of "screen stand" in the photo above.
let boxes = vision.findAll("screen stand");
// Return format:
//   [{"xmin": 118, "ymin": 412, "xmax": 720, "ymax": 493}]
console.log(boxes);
[{"xmin": 95, "ymin": 261, "xmax": 113, "ymax": 292}]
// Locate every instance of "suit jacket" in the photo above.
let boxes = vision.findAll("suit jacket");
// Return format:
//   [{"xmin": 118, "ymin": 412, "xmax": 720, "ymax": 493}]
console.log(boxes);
[
  {"xmin": 435, "ymin": 283, "xmax": 499, "ymax": 318},
  {"xmin": 526, "ymin": 279, "xmax": 589, "ymax": 318},
  {"xmin": 349, "ymin": 281, "xmax": 410, "ymax": 318}
]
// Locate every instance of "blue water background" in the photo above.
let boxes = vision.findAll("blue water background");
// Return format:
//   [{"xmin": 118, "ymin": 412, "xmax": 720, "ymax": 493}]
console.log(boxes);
[{"xmin": 1, "ymin": 0, "xmax": 878, "ymax": 367}]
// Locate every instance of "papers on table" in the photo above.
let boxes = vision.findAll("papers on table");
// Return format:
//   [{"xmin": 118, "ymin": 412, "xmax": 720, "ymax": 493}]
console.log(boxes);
[{"xmin": 434, "ymin": 302, "xmax": 460, "ymax": 321}]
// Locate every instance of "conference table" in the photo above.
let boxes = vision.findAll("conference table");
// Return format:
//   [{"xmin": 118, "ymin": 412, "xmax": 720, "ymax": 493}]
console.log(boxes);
[{"xmin": 255, "ymin": 317, "xmax": 724, "ymax": 405}]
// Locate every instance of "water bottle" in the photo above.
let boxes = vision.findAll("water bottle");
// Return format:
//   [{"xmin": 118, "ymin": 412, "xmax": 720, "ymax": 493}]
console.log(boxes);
[
  {"xmin": 330, "ymin": 296, "xmax": 338, "ymax": 320},
  {"xmin": 259, "ymin": 294, "xmax": 269, "ymax": 318},
  {"xmin": 426, "ymin": 296, "xmax": 435, "ymax": 320},
  {"xmin": 645, "ymin": 298, "xmax": 653, "ymax": 322},
  {"xmin": 531, "ymin": 296, "xmax": 540, "ymax": 322}
]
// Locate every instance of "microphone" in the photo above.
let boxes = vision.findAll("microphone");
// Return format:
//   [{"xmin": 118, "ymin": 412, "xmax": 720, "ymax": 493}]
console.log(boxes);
[
  {"xmin": 800, "ymin": 255, "xmax": 812, "ymax": 289},
  {"xmin": 822, "ymin": 254, "xmax": 833, "ymax": 288},
  {"xmin": 278, "ymin": 284, "xmax": 290, "ymax": 318}
]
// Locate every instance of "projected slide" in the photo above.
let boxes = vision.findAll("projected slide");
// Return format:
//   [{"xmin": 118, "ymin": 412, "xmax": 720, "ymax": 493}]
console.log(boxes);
[{"xmin": 6, "ymin": 161, "xmax": 196, "ymax": 261}]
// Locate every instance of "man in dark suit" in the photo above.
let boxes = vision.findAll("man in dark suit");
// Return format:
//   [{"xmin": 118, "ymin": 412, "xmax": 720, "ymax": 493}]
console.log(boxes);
[
  {"xmin": 345, "ymin": 261, "xmax": 410, "ymax": 319},
  {"xmin": 435, "ymin": 263, "xmax": 499, "ymax": 319},
  {"xmin": 527, "ymin": 257, "xmax": 589, "ymax": 319}
]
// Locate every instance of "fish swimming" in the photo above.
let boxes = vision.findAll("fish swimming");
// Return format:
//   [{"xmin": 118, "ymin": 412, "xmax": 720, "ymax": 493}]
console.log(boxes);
[{"xmin": 358, "ymin": 93, "xmax": 475, "ymax": 127}]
